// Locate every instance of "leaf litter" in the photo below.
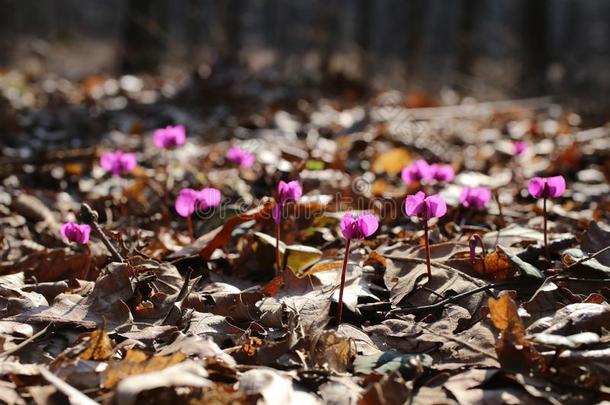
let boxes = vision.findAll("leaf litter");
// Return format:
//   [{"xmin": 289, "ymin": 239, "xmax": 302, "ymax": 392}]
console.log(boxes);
[{"xmin": 0, "ymin": 71, "xmax": 609, "ymax": 404}]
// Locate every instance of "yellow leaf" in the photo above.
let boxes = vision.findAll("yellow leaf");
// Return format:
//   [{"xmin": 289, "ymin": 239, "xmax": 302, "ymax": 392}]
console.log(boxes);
[
  {"xmin": 103, "ymin": 350, "xmax": 186, "ymax": 389},
  {"xmin": 372, "ymin": 148, "xmax": 411, "ymax": 176}
]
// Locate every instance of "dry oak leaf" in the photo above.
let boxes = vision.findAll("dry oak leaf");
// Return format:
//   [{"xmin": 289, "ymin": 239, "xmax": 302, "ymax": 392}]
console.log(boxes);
[
  {"xmin": 488, "ymin": 292, "xmax": 546, "ymax": 372},
  {"xmin": 78, "ymin": 329, "xmax": 114, "ymax": 361},
  {"xmin": 103, "ymin": 349, "xmax": 186, "ymax": 389}
]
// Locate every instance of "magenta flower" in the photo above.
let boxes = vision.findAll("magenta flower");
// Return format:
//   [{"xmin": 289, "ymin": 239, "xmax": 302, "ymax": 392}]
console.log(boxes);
[
  {"xmin": 226, "ymin": 146, "xmax": 255, "ymax": 168},
  {"xmin": 60, "ymin": 222, "xmax": 91, "ymax": 245},
  {"xmin": 340, "ymin": 213, "xmax": 379, "ymax": 240},
  {"xmin": 175, "ymin": 187, "xmax": 222, "ymax": 218},
  {"xmin": 430, "ymin": 164, "xmax": 455, "ymax": 182},
  {"xmin": 460, "ymin": 186, "xmax": 492, "ymax": 210},
  {"xmin": 513, "ymin": 141, "xmax": 527, "ymax": 155},
  {"xmin": 100, "ymin": 151, "xmax": 137, "ymax": 176},
  {"xmin": 528, "ymin": 176, "xmax": 566, "ymax": 199},
  {"xmin": 401, "ymin": 160, "xmax": 433, "ymax": 184},
  {"xmin": 153, "ymin": 125, "xmax": 186, "ymax": 149},
  {"xmin": 528, "ymin": 175, "xmax": 566, "ymax": 260},
  {"xmin": 272, "ymin": 180, "xmax": 302, "ymax": 274},
  {"xmin": 336, "ymin": 212, "xmax": 379, "ymax": 324},
  {"xmin": 175, "ymin": 187, "xmax": 221, "ymax": 241},
  {"xmin": 273, "ymin": 180, "xmax": 302, "ymax": 224},
  {"xmin": 404, "ymin": 192, "xmax": 447, "ymax": 281},
  {"xmin": 405, "ymin": 191, "xmax": 447, "ymax": 220}
]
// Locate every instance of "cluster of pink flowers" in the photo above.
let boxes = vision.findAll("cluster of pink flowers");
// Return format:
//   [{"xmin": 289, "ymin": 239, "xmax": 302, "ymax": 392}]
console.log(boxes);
[
  {"xmin": 401, "ymin": 159, "xmax": 455, "ymax": 184},
  {"xmin": 175, "ymin": 187, "xmax": 222, "ymax": 218},
  {"xmin": 153, "ymin": 125, "xmax": 186, "ymax": 149},
  {"xmin": 100, "ymin": 151, "xmax": 137, "ymax": 176}
]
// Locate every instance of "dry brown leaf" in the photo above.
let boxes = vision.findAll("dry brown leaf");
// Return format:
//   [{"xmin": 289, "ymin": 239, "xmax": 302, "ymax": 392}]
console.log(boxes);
[
  {"xmin": 488, "ymin": 292, "xmax": 546, "ymax": 372},
  {"xmin": 474, "ymin": 246, "xmax": 511, "ymax": 280},
  {"xmin": 103, "ymin": 349, "xmax": 186, "ymax": 389},
  {"xmin": 79, "ymin": 329, "xmax": 114, "ymax": 361}
]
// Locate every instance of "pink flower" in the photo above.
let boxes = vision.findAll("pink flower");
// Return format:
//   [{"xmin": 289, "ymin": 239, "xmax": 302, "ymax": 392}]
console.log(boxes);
[
  {"xmin": 528, "ymin": 176, "xmax": 566, "ymax": 199},
  {"xmin": 430, "ymin": 164, "xmax": 455, "ymax": 182},
  {"xmin": 404, "ymin": 191, "xmax": 447, "ymax": 220},
  {"xmin": 401, "ymin": 160, "xmax": 433, "ymax": 184},
  {"xmin": 153, "ymin": 125, "xmax": 186, "ymax": 149},
  {"xmin": 340, "ymin": 213, "xmax": 379, "ymax": 240},
  {"xmin": 273, "ymin": 180, "xmax": 302, "ymax": 223},
  {"xmin": 175, "ymin": 187, "xmax": 222, "ymax": 218},
  {"xmin": 100, "ymin": 150, "xmax": 137, "ymax": 176},
  {"xmin": 459, "ymin": 186, "xmax": 492, "ymax": 210},
  {"xmin": 226, "ymin": 146, "xmax": 255, "ymax": 168},
  {"xmin": 60, "ymin": 222, "xmax": 91, "ymax": 244},
  {"xmin": 513, "ymin": 141, "xmax": 527, "ymax": 155}
]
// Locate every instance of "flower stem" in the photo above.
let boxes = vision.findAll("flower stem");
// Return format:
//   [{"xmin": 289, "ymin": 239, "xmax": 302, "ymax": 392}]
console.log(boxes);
[
  {"xmin": 186, "ymin": 215, "xmax": 194, "ymax": 242},
  {"xmin": 424, "ymin": 219, "xmax": 432, "ymax": 279},
  {"xmin": 275, "ymin": 219, "xmax": 282, "ymax": 275},
  {"xmin": 337, "ymin": 238, "xmax": 351, "ymax": 324},
  {"xmin": 543, "ymin": 197, "xmax": 549, "ymax": 260},
  {"xmin": 83, "ymin": 244, "xmax": 93, "ymax": 281}
]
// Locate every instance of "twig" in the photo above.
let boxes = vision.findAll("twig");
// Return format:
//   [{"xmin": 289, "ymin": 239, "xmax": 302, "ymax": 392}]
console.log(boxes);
[
  {"xmin": 0, "ymin": 323, "xmax": 53, "ymax": 359},
  {"xmin": 161, "ymin": 268, "xmax": 193, "ymax": 325},
  {"xmin": 39, "ymin": 366, "xmax": 100, "ymax": 405},
  {"xmin": 387, "ymin": 280, "xmax": 518, "ymax": 316},
  {"xmin": 80, "ymin": 203, "xmax": 124, "ymax": 263},
  {"xmin": 566, "ymin": 245, "xmax": 610, "ymax": 269}
]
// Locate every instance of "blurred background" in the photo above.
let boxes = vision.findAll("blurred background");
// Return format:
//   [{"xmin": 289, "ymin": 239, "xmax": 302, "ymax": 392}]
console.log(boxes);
[{"xmin": 0, "ymin": 0, "xmax": 609, "ymax": 104}]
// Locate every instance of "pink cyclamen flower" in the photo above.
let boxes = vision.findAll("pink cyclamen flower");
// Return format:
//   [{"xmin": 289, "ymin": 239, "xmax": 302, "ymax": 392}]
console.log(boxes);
[
  {"xmin": 153, "ymin": 125, "xmax": 186, "ymax": 149},
  {"xmin": 513, "ymin": 141, "xmax": 527, "ymax": 155},
  {"xmin": 460, "ymin": 186, "xmax": 492, "ymax": 210},
  {"xmin": 175, "ymin": 187, "xmax": 222, "ymax": 218},
  {"xmin": 430, "ymin": 164, "xmax": 455, "ymax": 182},
  {"xmin": 60, "ymin": 222, "xmax": 91, "ymax": 245},
  {"xmin": 100, "ymin": 151, "xmax": 137, "ymax": 176},
  {"xmin": 340, "ymin": 213, "xmax": 379, "ymax": 240},
  {"xmin": 226, "ymin": 146, "xmax": 255, "ymax": 168},
  {"xmin": 405, "ymin": 191, "xmax": 447, "ymax": 220},
  {"xmin": 401, "ymin": 159, "xmax": 433, "ymax": 184},
  {"xmin": 528, "ymin": 176, "xmax": 566, "ymax": 199},
  {"xmin": 273, "ymin": 180, "xmax": 302, "ymax": 223}
]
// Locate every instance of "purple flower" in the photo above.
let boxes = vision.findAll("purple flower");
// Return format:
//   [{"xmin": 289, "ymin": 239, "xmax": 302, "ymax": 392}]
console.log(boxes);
[
  {"xmin": 430, "ymin": 164, "xmax": 455, "ymax": 182},
  {"xmin": 100, "ymin": 150, "xmax": 137, "ymax": 176},
  {"xmin": 340, "ymin": 213, "xmax": 379, "ymax": 240},
  {"xmin": 226, "ymin": 146, "xmax": 255, "ymax": 168},
  {"xmin": 459, "ymin": 186, "xmax": 492, "ymax": 210},
  {"xmin": 404, "ymin": 191, "xmax": 447, "ymax": 220},
  {"xmin": 528, "ymin": 176, "xmax": 566, "ymax": 199},
  {"xmin": 60, "ymin": 222, "xmax": 91, "ymax": 245},
  {"xmin": 175, "ymin": 187, "xmax": 222, "ymax": 218},
  {"xmin": 401, "ymin": 160, "xmax": 433, "ymax": 184},
  {"xmin": 273, "ymin": 180, "xmax": 302, "ymax": 223},
  {"xmin": 513, "ymin": 141, "xmax": 527, "ymax": 155},
  {"xmin": 153, "ymin": 125, "xmax": 186, "ymax": 149}
]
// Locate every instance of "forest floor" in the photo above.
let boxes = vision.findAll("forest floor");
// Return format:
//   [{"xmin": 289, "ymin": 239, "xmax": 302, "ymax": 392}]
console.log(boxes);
[{"xmin": 0, "ymin": 68, "xmax": 609, "ymax": 404}]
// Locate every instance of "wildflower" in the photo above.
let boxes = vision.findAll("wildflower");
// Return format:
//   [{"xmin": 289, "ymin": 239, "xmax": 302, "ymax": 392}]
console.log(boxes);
[
  {"xmin": 401, "ymin": 159, "xmax": 433, "ymax": 184},
  {"xmin": 100, "ymin": 150, "xmax": 137, "ymax": 176},
  {"xmin": 226, "ymin": 146, "xmax": 255, "ymax": 168},
  {"xmin": 175, "ymin": 187, "xmax": 222, "ymax": 240},
  {"xmin": 153, "ymin": 125, "xmax": 186, "ymax": 149},
  {"xmin": 337, "ymin": 213, "xmax": 379, "ymax": 323},
  {"xmin": 60, "ymin": 222, "xmax": 91, "ymax": 245},
  {"xmin": 528, "ymin": 175, "xmax": 566, "ymax": 259},
  {"xmin": 513, "ymin": 141, "xmax": 527, "ymax": 155},
  {"xmin": 404, "ymin": 192, "xmax": 447, "ymax": 279},
  {"xmin": 430, "ymin": 163, "xmax": 455, "ymax": 182},
  {"xmin": 460, "ymin": 186, "xmax": 492, "ymax": 210},
  {"xmin": 272, "ymin": 180, "xmax": 302, "ymax": 273}
]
